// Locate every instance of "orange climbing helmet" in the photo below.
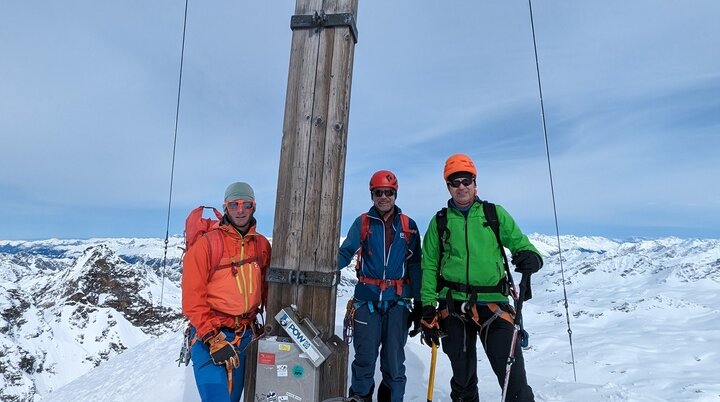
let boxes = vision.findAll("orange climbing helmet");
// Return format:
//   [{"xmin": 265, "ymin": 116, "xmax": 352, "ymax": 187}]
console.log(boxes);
[
  {"xmin": 369, "ymin": 170, "xmax": 399, "ymax": 191},
  {"xmin": 443, "ymin": 154, "xmax": 477, "ymax": 180}
]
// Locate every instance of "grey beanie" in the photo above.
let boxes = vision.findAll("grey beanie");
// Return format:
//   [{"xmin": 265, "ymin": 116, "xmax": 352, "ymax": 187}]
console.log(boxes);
[{"xmin": 224, "ymin": 182, "xmax": 255, "ymax": 202}]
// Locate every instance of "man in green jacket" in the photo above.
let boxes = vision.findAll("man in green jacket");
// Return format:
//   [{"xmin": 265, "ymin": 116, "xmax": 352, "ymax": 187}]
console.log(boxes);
[{"xmin": 420, "ymin": 154, "xmax": 543, "ymax": 402}]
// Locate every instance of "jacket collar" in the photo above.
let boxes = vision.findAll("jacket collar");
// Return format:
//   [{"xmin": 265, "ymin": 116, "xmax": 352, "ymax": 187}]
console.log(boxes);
[
  {"xmin": 220, "ymin": 215, "xmax": 258, "ymax": 237},
  {"xmin": 367, "ymin": 204, "xmax": 402, "ymax": 220},
  {"xmin": 447, "ymin": 196, "xmax": 481, "ymax": 212}
]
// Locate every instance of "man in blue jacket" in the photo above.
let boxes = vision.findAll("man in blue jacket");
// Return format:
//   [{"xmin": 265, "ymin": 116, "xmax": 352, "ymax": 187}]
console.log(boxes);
[{"xmin": 338, "ymin": 170, "xmax": 422, "ymax": 402}]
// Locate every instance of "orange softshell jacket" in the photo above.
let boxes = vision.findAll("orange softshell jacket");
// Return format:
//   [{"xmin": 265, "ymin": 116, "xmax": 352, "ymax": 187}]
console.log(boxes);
[{"xmin": 182, "ymin": 223, "xmax": 271, "ymax": 340}]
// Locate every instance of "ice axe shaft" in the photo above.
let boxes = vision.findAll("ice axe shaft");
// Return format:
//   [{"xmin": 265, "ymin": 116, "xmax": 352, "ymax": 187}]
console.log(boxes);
[{"xmin": 426, "ymin": 343, "xmax": 438, "ymax": 402}]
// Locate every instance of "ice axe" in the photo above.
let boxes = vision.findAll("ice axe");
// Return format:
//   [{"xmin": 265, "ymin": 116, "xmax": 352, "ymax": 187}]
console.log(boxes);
[{"xmin": 426, "ymin": 342, "xmax": 438, "ymax": 402}]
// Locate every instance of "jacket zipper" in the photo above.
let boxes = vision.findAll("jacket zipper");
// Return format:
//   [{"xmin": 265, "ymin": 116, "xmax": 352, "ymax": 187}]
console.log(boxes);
[
  {"xmin": 247, "ymin": 238, "xmax": 254, "ymax": 295},
  {"xmin": 370, "ymin": 214, "xmax": 392, "ymax": 302},
  {"xmin": 381, "ymin": 215, "xmax": 388, "ymax": 302},
  {"xmin": 464, "ymin": 214, "xmax": 470, "ymax": 296},
  {"xmin": 233, "ymin": 237, "xmax": 249, "ymax": 310}
]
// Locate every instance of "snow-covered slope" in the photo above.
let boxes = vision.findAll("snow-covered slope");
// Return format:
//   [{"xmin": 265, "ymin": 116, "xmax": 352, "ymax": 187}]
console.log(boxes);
[
  {"xmin": 0, "ymin": 238, "xmax": 185, "ymax": 401},
  {"xmin": 2, "ymin": 235, "xmax": 720, "ymax": 401}
]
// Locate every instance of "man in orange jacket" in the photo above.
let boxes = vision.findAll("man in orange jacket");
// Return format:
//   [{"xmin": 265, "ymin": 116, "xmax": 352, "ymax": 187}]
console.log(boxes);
[{"xmin": 182, "ymin": 182, "xmax": 271, "ymax": 402}]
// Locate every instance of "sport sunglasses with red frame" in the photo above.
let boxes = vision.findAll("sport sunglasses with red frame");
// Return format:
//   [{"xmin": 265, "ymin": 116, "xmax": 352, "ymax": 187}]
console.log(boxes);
[{"xmin": 224, "ymin": 200, "xmax": 255, "ymax": 210}]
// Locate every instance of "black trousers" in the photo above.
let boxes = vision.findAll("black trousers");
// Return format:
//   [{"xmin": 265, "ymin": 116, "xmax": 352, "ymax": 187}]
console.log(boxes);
[{"xmin": 439, "ymin": 304, "xmax": 534, "ymax": 402}]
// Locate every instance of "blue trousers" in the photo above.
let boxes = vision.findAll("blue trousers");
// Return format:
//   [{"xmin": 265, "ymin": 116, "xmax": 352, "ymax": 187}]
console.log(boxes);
[
  {"xmin": 350, "ymin": 300, "xmax": 410, "ymax": 402},
  {"xmin": 189, "ymin": 326, "xmax": 253, "ymax": 402}
]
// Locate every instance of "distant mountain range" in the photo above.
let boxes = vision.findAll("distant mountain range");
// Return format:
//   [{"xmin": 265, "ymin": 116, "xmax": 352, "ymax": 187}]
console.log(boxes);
[{"xmin": 1, "ymin": 235, "xmax": 718, "ymax": 401}]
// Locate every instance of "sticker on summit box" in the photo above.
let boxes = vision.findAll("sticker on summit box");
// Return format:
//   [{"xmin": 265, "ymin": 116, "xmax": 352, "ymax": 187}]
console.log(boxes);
[
  {"xmin": 258, "ymin": 352, "xmax": 275, "ymax": 365},
  {"xmin": 277, "ymin": 364, "xmax": 288, "ymax": 377},
  {"xmin": 279, "ymin": 344, "xmax": 292, "ymax": 352},
  {"xmin": 292, "ymin": 365, "xmax": 304, "ymax": 378}
]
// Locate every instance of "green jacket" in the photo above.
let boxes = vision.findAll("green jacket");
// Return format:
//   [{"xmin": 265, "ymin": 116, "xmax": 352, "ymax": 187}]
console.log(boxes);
[{"xmin": 421, "ymin": 199, "xmax": 540, "ymax": 305}]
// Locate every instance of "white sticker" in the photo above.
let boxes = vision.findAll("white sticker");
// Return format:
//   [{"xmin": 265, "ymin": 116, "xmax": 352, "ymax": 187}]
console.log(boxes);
[
  {"xmin": 287, "ymin": 392, "xmax": 302, "ymax": 401},
  {"xmin": 277, "ymin": 364, "xmax": 288, "ymax": 377},
  {"xmin": 279, "ymin": 397, "xmax": 289, "ymax": 402}
]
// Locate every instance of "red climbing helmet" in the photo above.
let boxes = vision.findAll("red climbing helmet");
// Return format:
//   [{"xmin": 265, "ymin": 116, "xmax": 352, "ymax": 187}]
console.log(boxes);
[{"xmin": 369, "ymin": 170, "xmax": 399, "ymax": 191}]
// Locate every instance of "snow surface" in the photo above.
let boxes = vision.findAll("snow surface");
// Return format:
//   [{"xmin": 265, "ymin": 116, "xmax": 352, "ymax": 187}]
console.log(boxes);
[{"xmin": 41, "ymin": 235, "xmax": 720, "ymax": 402}]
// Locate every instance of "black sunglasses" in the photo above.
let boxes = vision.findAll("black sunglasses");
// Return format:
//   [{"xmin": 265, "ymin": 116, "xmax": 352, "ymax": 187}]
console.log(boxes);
[
  {"xmin": 447, "ymin": 178, "xmax": 475, "ymax": 188},
  {"xmin": 372, "ymin": 189, "xmax": 396, "ymax": 197}
]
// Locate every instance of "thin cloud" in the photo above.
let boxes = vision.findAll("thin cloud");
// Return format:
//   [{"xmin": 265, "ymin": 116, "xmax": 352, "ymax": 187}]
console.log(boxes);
[{"xmin": 1, "ymin": 1, "xmax": 718, "ymax": 239}]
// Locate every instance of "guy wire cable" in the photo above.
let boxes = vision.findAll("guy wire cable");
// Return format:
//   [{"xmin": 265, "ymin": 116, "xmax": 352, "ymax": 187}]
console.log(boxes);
[
  {"xmin": 160, "ymin": 0, "xmax": 190, "ymax": 309},
  {"xmin": 526, "ymin": 0, "xmax": 577, "ymax": 381}
]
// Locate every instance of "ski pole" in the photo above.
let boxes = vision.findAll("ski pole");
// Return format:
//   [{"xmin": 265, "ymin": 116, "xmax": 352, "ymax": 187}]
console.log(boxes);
[{"xmin": 427, "ymin": 342, "xmax": 438, "ymax": 402}]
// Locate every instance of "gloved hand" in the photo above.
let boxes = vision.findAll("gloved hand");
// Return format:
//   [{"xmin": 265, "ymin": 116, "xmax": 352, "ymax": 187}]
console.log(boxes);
[
  {"xmin": 408, "ymin": 300, "xmax": 423, "ymax": 337},
  {"xmin": 204, "ymin": 331, "xmax": 239, "ymax": 367},
  {"xmin": 511, "ymin": 250, "xmax": 543, "ymax": 274},
  {"xmin": 420, "ymin": 305, "xmax": 440, "ymax": 347}
]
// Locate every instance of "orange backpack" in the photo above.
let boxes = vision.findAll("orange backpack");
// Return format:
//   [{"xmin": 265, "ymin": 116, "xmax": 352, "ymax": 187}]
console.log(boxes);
[{"xmin": 184, "ymin": 206, "xmax": 225, "ymax": 269}]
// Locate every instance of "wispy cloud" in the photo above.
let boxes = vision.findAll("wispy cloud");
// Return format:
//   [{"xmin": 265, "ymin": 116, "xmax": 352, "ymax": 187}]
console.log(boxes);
[{"xmin": 1, "ymin": 1, "xmax": 718, "ymax": 239}]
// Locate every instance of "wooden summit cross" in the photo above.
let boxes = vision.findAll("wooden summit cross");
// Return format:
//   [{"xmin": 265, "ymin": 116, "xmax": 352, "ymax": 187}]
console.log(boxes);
[{"xmin": 244, "ymin": 0, "xmax": 359, "ymax": 400}]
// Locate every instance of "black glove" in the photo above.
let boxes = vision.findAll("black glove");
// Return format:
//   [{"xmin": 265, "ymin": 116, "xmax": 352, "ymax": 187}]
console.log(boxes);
[
  {"xmin": 205, "ymin": 332, "xmax": 239, "ymax": 367},
  {"xmin": 420, "ymin": 305, "xmax": 440, "ymax": 347},
  {"xmin": 511, "ymin": 250, "xmax": 543, "ymax": 274},
  {"xmin": 408, "ymin": 300, "xmax": 423, "ymax": 337}
]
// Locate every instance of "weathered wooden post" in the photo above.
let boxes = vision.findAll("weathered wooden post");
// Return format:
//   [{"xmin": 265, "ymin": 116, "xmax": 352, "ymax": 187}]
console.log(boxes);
[{"xmin": 244, "ymin": 0, "xmax": 358, "ymax": 400}]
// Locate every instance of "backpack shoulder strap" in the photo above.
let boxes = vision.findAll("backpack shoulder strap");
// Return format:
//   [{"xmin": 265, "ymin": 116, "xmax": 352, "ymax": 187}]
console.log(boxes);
[
  {"xmin": 399, "ymin": 213, "xmax": 412, "ymax": 247},
  {"xmin": 435, "ymin": 207, "xmax": 448, "ymax": 265},
  {"xmin": 205, "ymin": 229, "xmax": 225, "ymax": 271},
  {"xmin": 433, "ymin": 208, "xmax": 448, "ymax": 291},
  {"xmin": 482, "ymin": 201, "xmax": 500, "ymax": 239},
  {"xmin": 360, "ymin": 213, "xmax": 370, "ymax": 243},
  {"xmin": 482, "ymin": 201, "xmax": 513, "ymax": 285},
  {"xmin": 355, "ymin": 213, "xmax": 371, "ymax": 272}
]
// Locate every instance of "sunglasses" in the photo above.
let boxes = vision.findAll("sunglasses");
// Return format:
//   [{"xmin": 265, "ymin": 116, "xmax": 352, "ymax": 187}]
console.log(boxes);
[
  {"xmin": 225, "ymin": 200, "xmax": 255, "ymax": 210},
  {"xmin": 447, "ymin": 178, "xmax": 475, "ymax": 188},
  {"xmin": 372, "ymin": 189, "xmax": 396, "ymax": 198}
]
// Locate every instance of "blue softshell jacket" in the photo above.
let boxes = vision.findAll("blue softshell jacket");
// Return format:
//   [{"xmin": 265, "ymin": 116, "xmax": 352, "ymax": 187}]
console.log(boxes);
[{"xmin": 338, "ymin": 205, "xmax": 422, "ymax": 302}]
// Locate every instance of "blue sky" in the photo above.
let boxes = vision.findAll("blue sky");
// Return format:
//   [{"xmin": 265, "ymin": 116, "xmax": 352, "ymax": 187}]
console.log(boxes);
[{"xmin": 1, "ymin": 1, "xmax": 718, "ymax": 240}]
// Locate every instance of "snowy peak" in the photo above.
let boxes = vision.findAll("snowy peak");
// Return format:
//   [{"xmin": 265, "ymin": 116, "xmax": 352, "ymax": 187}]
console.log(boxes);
[
  {"xmin": 31, "ymin": 244, "xmax": 181, "ymax": 333},
  {"xmin": 0, "ymin": 240, "xmax": 184, "ymax": 400}
]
